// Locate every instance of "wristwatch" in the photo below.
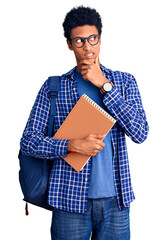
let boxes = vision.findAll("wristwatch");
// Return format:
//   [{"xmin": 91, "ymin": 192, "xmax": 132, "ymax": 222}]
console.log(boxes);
[{"xmin": 100, "ymin": 81, "xmax": 114, "ymax": 94}]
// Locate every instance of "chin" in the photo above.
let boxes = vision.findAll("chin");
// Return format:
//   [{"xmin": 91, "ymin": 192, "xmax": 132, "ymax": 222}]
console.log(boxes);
[{"xmin": 86, "ymin": 57, "xmax": 96, "ymax": 63}]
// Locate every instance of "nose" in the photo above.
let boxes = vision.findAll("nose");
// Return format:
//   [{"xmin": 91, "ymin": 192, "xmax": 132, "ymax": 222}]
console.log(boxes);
[{"xmin": 83, "ymin": 39, "xmax": 91, "ymax": 51}]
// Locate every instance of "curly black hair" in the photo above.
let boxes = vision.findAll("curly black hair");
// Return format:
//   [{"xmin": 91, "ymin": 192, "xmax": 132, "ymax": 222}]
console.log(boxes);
[{"xmin": 63, "ymin": 6, "xmax": 102, "ymax": 41}]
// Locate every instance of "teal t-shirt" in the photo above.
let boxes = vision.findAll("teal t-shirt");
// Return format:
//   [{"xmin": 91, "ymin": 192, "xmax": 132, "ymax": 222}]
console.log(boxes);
[{"xmin": 74, "ymin": 70, "xmax": 116, "ymax": 198}]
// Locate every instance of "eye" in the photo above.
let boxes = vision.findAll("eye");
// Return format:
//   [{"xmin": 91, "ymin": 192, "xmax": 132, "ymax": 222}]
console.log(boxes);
[
  {"xmin": 75, "ymin": 38, "xmax": 83, "ymax": 43},
  {"xmin": 90, "ymin": 36, "xmax": 96, "ymax": 41},
  {"xmin": 89, "ymin": 35, "xmax": 98, "ymax": 43}
]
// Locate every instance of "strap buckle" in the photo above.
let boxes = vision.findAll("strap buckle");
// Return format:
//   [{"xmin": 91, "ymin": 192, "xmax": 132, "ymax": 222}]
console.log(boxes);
[{"xmin": 50, "ymin": 91, "xmax": 57, "ymax": 99}]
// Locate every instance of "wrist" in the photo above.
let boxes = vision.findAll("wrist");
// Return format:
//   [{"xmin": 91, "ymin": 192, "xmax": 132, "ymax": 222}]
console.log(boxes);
[
  {"xmin": 100, "ymin": 80, "xmax": 114, "ymax": 94},
  {"xmin": 67, "ymin": 139, "xmax": 73, "ymax": 153},
  {"xmin": 98, "ymin": 77, "xmax": 110, "ymax": 88},
  {"xmin": 67, "ymin": 139, "xmax": 80, "ymax": 153}
]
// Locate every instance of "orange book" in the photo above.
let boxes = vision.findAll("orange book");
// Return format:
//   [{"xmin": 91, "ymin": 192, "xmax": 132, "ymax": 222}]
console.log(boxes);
[{"xmin": 53, "ymin": 94, "xmax": 116, "ymax": 172}]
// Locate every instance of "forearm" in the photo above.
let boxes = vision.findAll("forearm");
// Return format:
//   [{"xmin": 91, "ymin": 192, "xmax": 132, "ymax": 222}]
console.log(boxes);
[{"xmin": 20, "ymin": 131, "xmax": 70, "ymax": 160}]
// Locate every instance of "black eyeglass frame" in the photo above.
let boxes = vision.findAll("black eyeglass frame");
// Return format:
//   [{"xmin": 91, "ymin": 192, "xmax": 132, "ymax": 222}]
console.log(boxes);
[{"xmin": 70, "ymin": 34, "xmax": 100, "ymax": 48}]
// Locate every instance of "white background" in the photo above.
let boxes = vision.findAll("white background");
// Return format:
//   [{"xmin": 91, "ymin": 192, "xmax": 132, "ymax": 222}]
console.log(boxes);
[{"xmin": 0, "ymin": 0, "xmax": 167, "ymax": 239}]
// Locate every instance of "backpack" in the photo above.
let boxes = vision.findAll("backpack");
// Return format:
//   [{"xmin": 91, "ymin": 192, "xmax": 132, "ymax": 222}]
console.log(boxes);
[{"xmin": 18, "ymin": 76, "xmax": 60, "ymax": 214}]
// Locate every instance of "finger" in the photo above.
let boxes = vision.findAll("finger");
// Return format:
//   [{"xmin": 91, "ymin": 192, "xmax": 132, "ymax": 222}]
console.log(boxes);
[
  {"xmin": 81, "ymin": 69, "xmax": 88, "ymax": 75},
  {"xmin": 97, "ymin": 139, "xmax": 105, "ymax": 147},
  {"xmin": 89, "ymin": 134, "xmax": 105, "ymax": 138},
  {"xmin": 93, "ymin": 149, "xmax": 101, "ymax": 155},
  {"xmin": 95, "ymin": 56, "xmax": 99, "ymax": 65},
  {"xmin": 96, "ymin": 134, "xmax": 106, "ymax": 139},
  {"xmin": 80, "ymin": 64, "xmax": 90, "ymax": 71},
  {"xmin": 81, "ymin": 71, "xmax": 89, "ymax": 81},
  {"xmin": 100, "ymin": 142, "xmax": 105, "ymax": 148},
  {"xmin": 96, "ymin": 144, "xmax": 104, "ymax": 151},
  {"xmin": 91, "ymin": 152, "xmax": 97, "ymax": 157},
  {"xmin": 95, "ymin": 56, "xmax": 101, "ymax": 69}
]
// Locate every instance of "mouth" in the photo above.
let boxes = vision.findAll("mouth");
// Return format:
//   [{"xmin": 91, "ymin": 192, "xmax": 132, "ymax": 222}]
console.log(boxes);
[{"xmin": 84, "ymin": 53, "xmax": 95, "ymax": 59}]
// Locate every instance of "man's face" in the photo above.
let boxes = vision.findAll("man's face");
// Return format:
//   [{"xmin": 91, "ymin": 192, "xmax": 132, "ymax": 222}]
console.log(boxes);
[{"xmin": 67, "ymin": 25, "xmax": 101, "ymax": 71}]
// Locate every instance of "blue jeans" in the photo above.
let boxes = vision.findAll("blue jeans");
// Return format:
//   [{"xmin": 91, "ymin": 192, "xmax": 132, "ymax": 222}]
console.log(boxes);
[{"xmin": 51, "ymin": 197, "xmax": 130, "ymax": 240}]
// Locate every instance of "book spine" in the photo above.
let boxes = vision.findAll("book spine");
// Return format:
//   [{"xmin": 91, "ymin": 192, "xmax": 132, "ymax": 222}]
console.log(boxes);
[{"xmin": 82, "ymin": 94, "xmax": 116, "ymax": 123}]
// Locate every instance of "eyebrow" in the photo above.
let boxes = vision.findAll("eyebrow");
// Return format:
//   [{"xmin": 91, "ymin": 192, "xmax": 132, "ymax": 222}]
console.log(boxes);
[{"xmin": 72, "ymin": 34, "xmax": 98, "ymax": 39}]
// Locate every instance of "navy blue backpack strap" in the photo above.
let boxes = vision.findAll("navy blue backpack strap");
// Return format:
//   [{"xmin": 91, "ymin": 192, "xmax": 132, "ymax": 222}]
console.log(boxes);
[{"xmin": 47, "ymin": 76, "xmax": 60, "ymax": 137}]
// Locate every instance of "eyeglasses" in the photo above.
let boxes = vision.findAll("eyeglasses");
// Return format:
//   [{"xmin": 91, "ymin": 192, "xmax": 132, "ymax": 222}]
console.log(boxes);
[{"xmin": 70, "ymin": 34, "xmax": 100, "ymax": 48}]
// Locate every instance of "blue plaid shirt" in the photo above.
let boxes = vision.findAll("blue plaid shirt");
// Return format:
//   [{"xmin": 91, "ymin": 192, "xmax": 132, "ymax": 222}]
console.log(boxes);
[{"xmin": 20, "ymin": 64, "xmax": 149, "ymax": 213}]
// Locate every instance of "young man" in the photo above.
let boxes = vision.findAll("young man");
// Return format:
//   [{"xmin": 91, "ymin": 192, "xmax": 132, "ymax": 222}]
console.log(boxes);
[{"xmin": 20, "ymin": 6, "xmax": 149, "ymax": 240}]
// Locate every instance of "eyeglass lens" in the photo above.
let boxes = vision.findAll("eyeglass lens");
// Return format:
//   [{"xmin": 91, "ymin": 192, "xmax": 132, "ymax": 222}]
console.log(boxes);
[{"xmin": 73, "ymin": 35, "xmax": 99, "ymax": 48}]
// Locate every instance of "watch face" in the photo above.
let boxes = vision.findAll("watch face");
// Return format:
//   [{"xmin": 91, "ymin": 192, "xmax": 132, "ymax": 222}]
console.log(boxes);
[{"xmin": 103, "ymin": 82, "xmax": 112, "ymax": 92}]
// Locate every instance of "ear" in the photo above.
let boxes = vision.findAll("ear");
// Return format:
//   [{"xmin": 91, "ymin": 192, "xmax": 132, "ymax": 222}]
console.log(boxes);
[{"xmin": 67, "ymin": 39, "xmax": 73, "ymax": 51}]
